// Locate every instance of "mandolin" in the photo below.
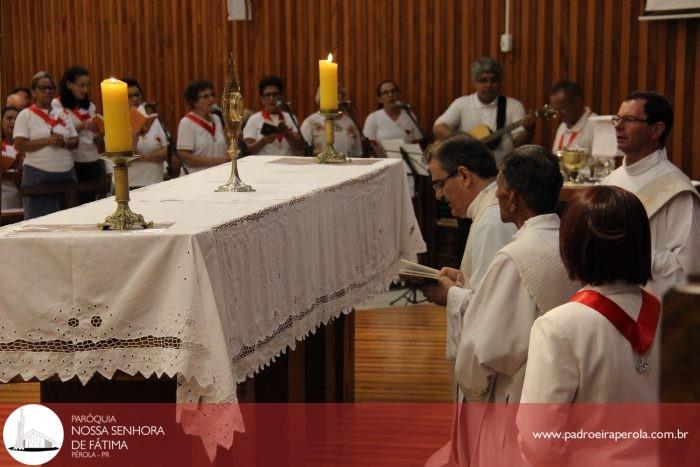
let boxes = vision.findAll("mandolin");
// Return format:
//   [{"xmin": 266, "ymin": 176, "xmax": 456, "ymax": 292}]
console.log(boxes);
[{"xmin": 468, "ymin": 104, "xmax": 555, "ymax": 147}]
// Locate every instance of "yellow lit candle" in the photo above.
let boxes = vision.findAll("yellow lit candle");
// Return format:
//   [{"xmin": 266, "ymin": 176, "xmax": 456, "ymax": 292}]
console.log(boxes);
[
  {"xmin": 100, "ymin": 78, "xmax": 132, "ymax": 152},
  {"xmin": 319, "ymin": 53, "xmax": 338, "ymax": 110}
]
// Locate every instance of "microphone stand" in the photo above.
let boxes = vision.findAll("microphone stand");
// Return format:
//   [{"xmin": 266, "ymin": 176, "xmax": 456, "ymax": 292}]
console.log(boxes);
[
  {"xmin": 399, "ymin": 103, "xmax": 428, "ymax": 149},
  {"xmin": 157, "ymin": 115, "xmax": 189, "ymax": 177},
  {"xmin": 340, "ymin": 102, "xmax": 367, "ymax": 158},
  {"xmin": 279, "ymin": 101, "xmax": 313, "ymax": 157}
]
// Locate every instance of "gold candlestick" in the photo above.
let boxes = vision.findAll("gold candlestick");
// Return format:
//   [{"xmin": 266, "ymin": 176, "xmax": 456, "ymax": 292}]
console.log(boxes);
[
  {"xmin": 316, "ymin": 109, "xmax": 350, "ymax": 164},
  {"xmin": 98, "ymin": 151, "xmax": 152, "ymax": 230},
  {"xmin": 216, "ymin": 55, "xmax": 254, "ymax": 192}
]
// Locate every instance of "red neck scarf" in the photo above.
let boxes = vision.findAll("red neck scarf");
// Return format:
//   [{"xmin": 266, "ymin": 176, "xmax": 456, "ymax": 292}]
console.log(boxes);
[
  {"xmin": 69, "ymin": 108, "xmax": 91, "ymax": 122},
  {"xmin": 556, "ymin": 131, "xmax": 579, "ymax": 150},
  {"xmin": 571, "ymin": 289, "xmax": 660, "ymax": 355},
  {"xmin": 185, "ymin": 112, "xmax": 216, "ymax": 138},
  {"xmin": 29, "ymin": 104, "xmax": 65, "ymax": 129}
]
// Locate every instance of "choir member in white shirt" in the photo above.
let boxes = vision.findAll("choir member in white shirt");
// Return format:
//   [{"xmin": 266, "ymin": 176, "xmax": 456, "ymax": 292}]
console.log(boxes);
[
  {"xmin": 603, "ymin": 92, "xmax": 700, "ymax": 297},
  {"xmin": 517, "ymin": 185, "xmax": 659, "ymax": 467},
  {"xmin": 433, "ymin": 57, "xmax": 535, "ymax": 165},
  {"xmin": 549, "ymin": 80, "xmax": 597, "ymax": 152},
  {"xmin": 300, "ymin": 86, "xmax": 363, "ymax": 158},
  {"xmin": 13, "ymin": 71, "xmax": 78, "ymax": 219},
  {"xmin": 242, "ymin": 75, "xmax": 304, "ymax": 156},
  {"xmin": 454, "ymin": 145, "xmax": 579, "ymax": 467},
  {"xmin": 55, "ymin": 66, "xmax": 105, "ymax": 203},
  {"xmin": 124, "ymin": 78, "xmax": 166, "ymax": 188},
  {"xmin": 176, "ymin": 80, "xmax": 229, "ymax": 174},
  {"xmin": 1, "ymin": 105, "xmax": 22, "ymax": 210},
  {"xmin": 362, "ymin": 80, "xmax": 423, "ymax": 157}
]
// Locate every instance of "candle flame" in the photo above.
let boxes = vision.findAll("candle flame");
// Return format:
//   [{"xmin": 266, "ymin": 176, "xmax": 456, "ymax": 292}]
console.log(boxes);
[{"xmin": 327, "ymin": 53, "xmax": 333, "ymax": 63}]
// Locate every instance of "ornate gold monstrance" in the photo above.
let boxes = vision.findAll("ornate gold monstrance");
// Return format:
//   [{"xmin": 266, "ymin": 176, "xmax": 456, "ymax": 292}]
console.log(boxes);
[{"xmin": 216, "ymin": 55, "xmax": 254, "ymax": 192}]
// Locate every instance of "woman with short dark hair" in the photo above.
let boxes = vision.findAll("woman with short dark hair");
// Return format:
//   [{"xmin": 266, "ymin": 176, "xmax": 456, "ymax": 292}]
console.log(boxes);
[
  {"xmin": 517, "ymin": 185, "xmax": 659, "ymax": 464},
  {"xmin": 242, "ymin": 75, "xmax": 304, "ymax": 156},
  {"xmin": 176, "ymin": 79, "xmax": 228, "ymax": 173},
  {"xmin": 13, "ymin": 71, "xmax": 79, "ymax": 219},
  {"xmin": 362, "ymin": 79, "xmax": 423, "ymax": 157},
  {"xmin": 122, "ymin": 78, "xmax": 167, "ymax": 187}
]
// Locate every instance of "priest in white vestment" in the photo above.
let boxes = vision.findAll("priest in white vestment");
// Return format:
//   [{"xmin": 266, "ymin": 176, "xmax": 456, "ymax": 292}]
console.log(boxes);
[
  {"xmin": 421, "ymin": 136, "xmax": 516, "ymax": 467},
  {"xmin": 603, "ymin": 91, "xmax": 700, "ymax": 297},
  {"xmin": 421, "ymin": 135, "xmax": 516, "ymax": 361},
  {"xmin": 454, "ymin": 145, "xmax": 579, "ymax": 467},
  {"xmin": 517, "ymin": 186, "xmax": 660, "ymax": 467}
]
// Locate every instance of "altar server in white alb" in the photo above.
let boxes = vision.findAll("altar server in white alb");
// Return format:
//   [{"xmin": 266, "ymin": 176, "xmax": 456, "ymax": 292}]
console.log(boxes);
[
  {"xmin": 422, "ymin": 135, "xmax": 516, "ymax": 363},
  {"xmin": 603, "ymin": 91, "xmax": 700, "ymax": 297},
  {"xmin": 454, "ymin": 145, "xmax": 579, "ymax": 466},
  {"xmin": 177, "ymin": 79, "xmax": 229, "ymax": 173},
  {"xmin": 517, "ymin": 186, "xmax": 660, "ymax": 467}
]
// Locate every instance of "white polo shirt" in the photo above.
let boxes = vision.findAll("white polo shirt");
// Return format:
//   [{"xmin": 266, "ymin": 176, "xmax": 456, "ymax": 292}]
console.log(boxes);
[
  {"xmin": 176, "ymin": 112, "xmax": 228, "ymax": 173},
  {"xmin": 130, "ymin": 104, "xmax": 167, "ymax": 187},
  {"xmin": 53, "ymin": 98, "xmax": 100, "ymax": 163},
  {"xmin": 362, "ymin": 108, "xmax": 423, "ymax": 144},
  {"xmin": 13, "ymin": 105, "xmax": 77, "ymax": 172},
  {"xmin": 243, "ymin": 111, "xmax": 299, "ymax": 156}
]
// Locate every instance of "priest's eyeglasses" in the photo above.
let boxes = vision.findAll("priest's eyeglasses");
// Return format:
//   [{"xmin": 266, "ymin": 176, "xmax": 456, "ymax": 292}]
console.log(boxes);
[
  {"xmin": 611, "ymin": 115, "xmax": 649, "ymax": 126},
  {"xmin": 433, "ymin": 170, "xmax": 458, "ymax": 191}
]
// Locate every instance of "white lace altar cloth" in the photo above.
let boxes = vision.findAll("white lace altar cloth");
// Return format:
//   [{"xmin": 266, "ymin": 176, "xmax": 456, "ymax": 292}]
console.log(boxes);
[{"xmin": 0, "ymin": 156, "xmax": 425, "ymax": 456}]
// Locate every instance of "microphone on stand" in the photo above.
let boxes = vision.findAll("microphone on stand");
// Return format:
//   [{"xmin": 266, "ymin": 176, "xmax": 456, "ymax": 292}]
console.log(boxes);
[
  {"xmin": 395, "ymin": 101, "xmax": 426, "ymax": 149},
  {"xmin": 277, "ymin": 100, "xmax": 314, "ymax": 157}
]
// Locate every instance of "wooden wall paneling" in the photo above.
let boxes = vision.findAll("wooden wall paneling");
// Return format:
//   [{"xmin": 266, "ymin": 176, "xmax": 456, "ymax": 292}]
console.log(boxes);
[
  {"xmin": 637, "ymin": 8, "xmax": 649, "ymax": 90},
  {"xmin": 488, "ymin": 0, "xmax": 499, "ymax": 62},
  {"xmin": 673, "ymin": 23, "xmax": 687, "ymax": 169},
  {"xmin": 600, "ymin": 0, "xmax": 614, "ymax": 116},
  {"xmin": 619, "ymin": 0, "xmax": 632, "ymax": 99},
  {"xmin": 691, "ymin": 25, "xmax": 700, "ymax": 179},
  {"xmin": 584, "ymin": 0, "xmax": 596, "ymax": 113},
  {"xmin": 517, "ymin": 0, "xmax": 529, "ymax": 111},
  {"xmin": 1, "ymin": 0, "xmax": 698, "ymax": 179},
  {"xmin": 552, "ymin": 0, "xmax": 562, "ymax": 82}
]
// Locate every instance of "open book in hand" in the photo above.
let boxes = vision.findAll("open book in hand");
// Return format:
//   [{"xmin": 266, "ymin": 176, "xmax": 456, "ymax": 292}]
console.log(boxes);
[{"xmin": 398, "ymin": 259, "xmax": 440, "ymax": 280}]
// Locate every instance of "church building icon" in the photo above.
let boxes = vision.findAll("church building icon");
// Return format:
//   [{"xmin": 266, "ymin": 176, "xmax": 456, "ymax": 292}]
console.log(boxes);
[{"xmin": 10, "ymin": 409, "xmax": 59, "ymax": 452}]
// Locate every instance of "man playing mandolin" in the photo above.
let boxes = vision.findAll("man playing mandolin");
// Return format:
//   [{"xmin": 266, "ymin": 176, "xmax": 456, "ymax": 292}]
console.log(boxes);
[{"xmin": 433, "ymin": 57, "xmax": 536, "ymax": 165}]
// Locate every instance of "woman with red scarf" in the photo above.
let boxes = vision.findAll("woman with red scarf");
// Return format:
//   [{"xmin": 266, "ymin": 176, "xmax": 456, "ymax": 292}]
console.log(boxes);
[
  {"xmin": 176, "ymin": 79, "xmax": 229, "ymax": 174},
  {"xmin": 242, "ymin": 75, "xmax": 304, "ymax": 156},
  {"xmin": 13, "ymin": 71, "xmax": 78, "ymax": 219},
  {"xmin": 54, "ymin": 66, "xmax": 105, "ymax": 203},
  {"xmin": 517, "ymin": 185, "xmax": 660, "ymax": 466}
]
